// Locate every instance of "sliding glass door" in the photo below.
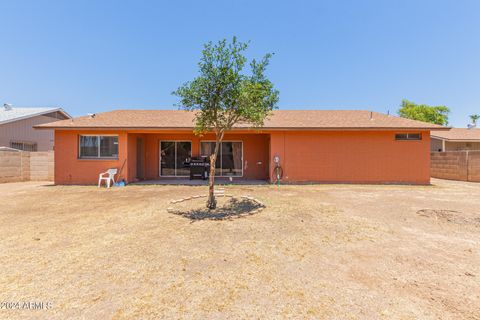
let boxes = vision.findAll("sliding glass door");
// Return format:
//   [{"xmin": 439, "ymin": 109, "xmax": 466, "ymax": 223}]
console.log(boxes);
[
  {"xmin": 176, "ymin": 142, "xmax": 191, "ymax": 176},
  {"xmin": 200, "ymin": 142, "xmax": 221, "ymax": 176},
  {"xmin": 221, "ymin": 142, "xmax": 242, "ymax": 176},
  {"xmin": 160, "ymin": 142, "xmax": 175, "ymax": 176},
  {"xmin": 200, "ymin": 141, "xmax": 243, "ymax": 177},
  {"xmin": 160, "ymin": 141, "xmax": 191, "ymax": 176}
]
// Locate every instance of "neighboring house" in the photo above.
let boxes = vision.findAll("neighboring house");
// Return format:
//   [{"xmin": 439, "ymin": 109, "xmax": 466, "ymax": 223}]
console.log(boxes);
[
  {"xmin": 430, "ymin": 128, "xmax": 480, "ymax": 151},
  {"xmin": 0, "ymin": 104, "xmax": 71, "ymax": 151},
  {"xmin": 36, "ymin": 109, "xmax": 448, "ymax": 185}
]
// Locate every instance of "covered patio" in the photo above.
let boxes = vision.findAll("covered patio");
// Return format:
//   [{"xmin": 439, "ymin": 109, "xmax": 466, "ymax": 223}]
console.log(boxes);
[{"xmin": 128, "ymin": 131, "xmax": 271, "ymax": 184}]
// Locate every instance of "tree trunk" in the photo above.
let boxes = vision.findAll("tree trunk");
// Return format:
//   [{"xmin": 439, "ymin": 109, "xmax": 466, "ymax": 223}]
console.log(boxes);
[{"xmin": 206, "ymin": 132, "xmax": 223, "ymax": 209}]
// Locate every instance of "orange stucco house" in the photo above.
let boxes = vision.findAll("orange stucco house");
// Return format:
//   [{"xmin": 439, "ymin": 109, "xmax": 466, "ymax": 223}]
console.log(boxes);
[{"xmin": 36, "ymin": 109, "xmax": 447, "ymax": 185}]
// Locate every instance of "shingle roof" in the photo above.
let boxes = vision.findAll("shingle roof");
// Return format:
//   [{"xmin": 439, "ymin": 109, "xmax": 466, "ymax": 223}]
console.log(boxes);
[
  {"xmin": 36, "ymin": 109, "xmax": 448, "ymax": 130},
  {"xmin": 0, "ymin": 106, "xmax": 71, "ymax": 125},
  {"xmin": 431, "ymin": 128, "xmax": 480, "ymax": 141}
]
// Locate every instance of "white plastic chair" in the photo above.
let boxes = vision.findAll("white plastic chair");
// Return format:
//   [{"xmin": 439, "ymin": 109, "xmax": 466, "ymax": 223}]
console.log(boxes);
[{"xmin": 98, "ymin": 168, "xmax": 118, "ymax": 188}]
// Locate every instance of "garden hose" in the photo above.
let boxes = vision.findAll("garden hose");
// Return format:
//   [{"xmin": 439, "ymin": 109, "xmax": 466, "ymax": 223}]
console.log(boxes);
[{"xmin": 273, "ymin": 164, "xmax": 283, "ymax": 187}]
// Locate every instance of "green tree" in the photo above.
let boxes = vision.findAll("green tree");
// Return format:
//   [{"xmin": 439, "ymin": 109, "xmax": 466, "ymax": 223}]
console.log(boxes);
[
  {"xmin": 470, "ymin": 114, "xmax": 480, "ymax": 125},
  {"xmin": 397, "ymin": 99, "xmax": 450, "ymax": 125},
  {"xmin": 173, "ymin": 37, "xmax": 279, "ymax": 209}
]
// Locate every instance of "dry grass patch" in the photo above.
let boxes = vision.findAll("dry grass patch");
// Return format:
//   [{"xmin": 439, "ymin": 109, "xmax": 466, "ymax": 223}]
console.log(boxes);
[
  {"xmin": 0, "ymin": 179, "xmax": 479, "ymax": 319},
  {"xmin": 417, "ymin": 209, "xmax": 480, "ymax": 226}
]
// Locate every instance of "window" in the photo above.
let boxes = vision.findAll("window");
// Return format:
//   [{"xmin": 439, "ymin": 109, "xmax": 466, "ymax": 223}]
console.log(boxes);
[
  {"xmin": 10, "ymin": 141, "xmax": 37, "ymax": 151},
  {"xmin": 159, "ymin": 141, "xmax": 191, "ymax": 176},
  {"xmin": 395, "ymin": 133, "xmax": 422, "ymax": 141},
  {"xmin": 79, "ymin": 135, "xmax": 118, "ymax": 158},
  {"xmin": 200, "ymin": 141, "xmax": 243, "ymax": 177}
]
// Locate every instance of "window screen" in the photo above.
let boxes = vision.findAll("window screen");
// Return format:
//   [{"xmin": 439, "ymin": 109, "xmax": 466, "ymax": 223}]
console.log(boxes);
[
  {"xmin": 395, "ymin": 133, "xmax": 422, "ymax": 140},
  {"xmin": 100, "ymin": 136, "xmax": 119, "ymax": 157},
  {"xmin": 79, "ymin": 135, "xmax": 118, "ymax": 158}
]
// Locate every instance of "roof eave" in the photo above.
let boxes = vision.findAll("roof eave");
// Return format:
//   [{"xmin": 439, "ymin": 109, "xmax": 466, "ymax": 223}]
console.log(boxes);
[
  {"xmin": 1, "ymin": 107, "xmax": 71, "ymax": 126},
  {"xmin": 431, "ymin": 136, "xmax": 480, "ymax": 142},
  {"xmin": 57, "ymin": 109, "xmax": 72, "ymax": 119},
  {"xmin": 35, "ymin": 126, "xmax": 447, "ymax": 131}
]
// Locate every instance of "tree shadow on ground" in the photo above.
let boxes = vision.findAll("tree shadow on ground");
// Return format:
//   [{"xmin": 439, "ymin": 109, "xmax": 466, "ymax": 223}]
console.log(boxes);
[{"xmin": 173, "ymin": 197, "xmax": 265, "ymax": 221}]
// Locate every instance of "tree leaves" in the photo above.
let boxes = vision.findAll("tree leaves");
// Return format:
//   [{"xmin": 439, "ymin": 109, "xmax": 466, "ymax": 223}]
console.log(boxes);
[
  {"xmin": 172, "ymin": 37, "xmax": 279, "ymax": 135},
  {"xmin": 469, "ymin": 114, "xmax": 480, "ymax": 125},
  {"xmin": 398, "ymin": 99, "xmax": 450, "ymax": 126}
]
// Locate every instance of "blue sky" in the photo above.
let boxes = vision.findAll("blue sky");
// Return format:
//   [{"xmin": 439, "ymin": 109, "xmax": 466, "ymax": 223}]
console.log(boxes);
[{"xmin": 1, "ymin": 0, "xmax": 479, "ymax": 127}]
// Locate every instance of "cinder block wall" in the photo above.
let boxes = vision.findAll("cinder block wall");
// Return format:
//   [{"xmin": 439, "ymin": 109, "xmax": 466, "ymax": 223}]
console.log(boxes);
[
  {"xmin": 0, "ymin": 150, "xmax": 54, "ymax": 183},
  {"xmin": 431, "ymin": 151, "xmax": 480, "ymax": 182},
  {"xmin": 0, "ymin": 150, "xmax": 24, "ymax": 183},
  {"xmin": 30, "ymin": 151, "xmax": 54, "ymax": 181},
  {"xmin": 21, "ymin": 151, "xmax": 30, "ymax": 181},
  {"xmin": 468, "ymin": 151, "xmax": 480, "ymax": 182}
]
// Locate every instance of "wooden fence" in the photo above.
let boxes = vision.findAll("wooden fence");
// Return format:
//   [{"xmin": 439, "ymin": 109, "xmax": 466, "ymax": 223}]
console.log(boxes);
[
  {"xmin": 0, "ymin": 149, "xmax": 54, "ymax": 183},
  {"xmin": 431, "ymin": 151, "xmax": 480, "ymax": 182}
]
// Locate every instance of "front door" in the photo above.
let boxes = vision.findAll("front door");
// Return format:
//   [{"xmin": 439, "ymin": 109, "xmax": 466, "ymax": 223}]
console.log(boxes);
[{"xmin": 159, "ymin": 141, "xmax": 191, "ymax": 177}]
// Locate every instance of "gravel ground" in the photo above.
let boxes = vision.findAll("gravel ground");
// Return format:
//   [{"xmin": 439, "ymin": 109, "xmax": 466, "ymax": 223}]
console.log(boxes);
[{"xmin": 0, "ymin": 179, "xmax": 479, "ymax": 319}]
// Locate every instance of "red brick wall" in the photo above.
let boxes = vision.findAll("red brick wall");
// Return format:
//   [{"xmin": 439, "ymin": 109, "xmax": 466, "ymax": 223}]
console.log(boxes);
[
  {"xmin": 53, "ymin": 129, "xmax": 433, "ymax": 185},
  {"xmin": 270, "ymin": 130, "xmax": 431, "ymax": 184},
  {"xmin": 431, "ymin": 151, "xmax": 480, "ymax": 182}
]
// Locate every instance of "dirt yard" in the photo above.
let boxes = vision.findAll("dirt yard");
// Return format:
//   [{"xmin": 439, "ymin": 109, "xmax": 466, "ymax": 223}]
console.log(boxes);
[{"xmin": 0, "ymin": 179, "xmax": 479, "ymax": 319}]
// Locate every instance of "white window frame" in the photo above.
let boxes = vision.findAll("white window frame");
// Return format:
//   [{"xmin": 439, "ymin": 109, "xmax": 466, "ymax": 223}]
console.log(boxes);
[
  {"xmin": 200, "ymin": 140, "xmax": 244, "ymax": 178},
  {"xmin": 159, "ymin": 140, "xmax": 192, "ymax": 177},
  {"xmin": 78, "ymin": 134, "xmax": 119, "ymax": 159}
]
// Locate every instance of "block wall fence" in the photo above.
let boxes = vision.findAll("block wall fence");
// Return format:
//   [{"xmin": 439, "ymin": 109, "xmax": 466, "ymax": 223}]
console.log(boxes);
[
  {"xmin": 430, "ymin": 151, "xmax": 480, "ymax": 182},
  {"xmin": 0, "ymin": 150, "xmax": 54, "ymax": 183}
]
